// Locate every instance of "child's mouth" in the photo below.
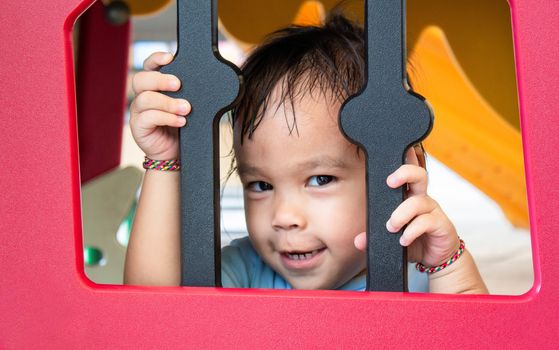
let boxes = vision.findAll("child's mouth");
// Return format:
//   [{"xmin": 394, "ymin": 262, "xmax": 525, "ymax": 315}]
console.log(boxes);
[
  {"xmin": 280, "ymin": 248, "xmax": 326, "ymax": 269},
  {"xmin": 285, "ymin": 249, "xmax": 323, "ymax": 260}
]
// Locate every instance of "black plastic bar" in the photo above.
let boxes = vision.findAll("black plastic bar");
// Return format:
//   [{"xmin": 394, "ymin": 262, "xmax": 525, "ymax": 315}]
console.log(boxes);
[
  {"xmin": 160, "ymin": 0, "xmax": 240, "ymax": 287},
  {"xmin": 340, "ymin": 0, "xmax": 433, "ymax": 291}
]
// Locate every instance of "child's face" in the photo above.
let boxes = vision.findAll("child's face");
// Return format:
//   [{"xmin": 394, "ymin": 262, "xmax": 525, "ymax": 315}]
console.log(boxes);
[{"xmin": 234, "ymin": 90, "xmax": 367, "ymax": 290}]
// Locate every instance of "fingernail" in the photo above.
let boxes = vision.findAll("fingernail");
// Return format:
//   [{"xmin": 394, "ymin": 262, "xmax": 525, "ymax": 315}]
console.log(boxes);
[
  {"xmin": 354, "ymin": 235, "xmax": 360, "ymax": 247},
  {"xmin": 399, "ymin": 236, "xmax": 407, "ymax": 246},
  {"xmin": 386, "ymin": 220, "xmax": 396, "ymax": 232},
  {"xmin": 387, "ymin": 175, "xmax": 397, "ymax": 187},
  {"xmin": 178, "ymin": 101, "xmax": 189, "ymax": 114},
  {"xmin": 169, "ymin": 79, "xmax": 179, "ymax": 89}
]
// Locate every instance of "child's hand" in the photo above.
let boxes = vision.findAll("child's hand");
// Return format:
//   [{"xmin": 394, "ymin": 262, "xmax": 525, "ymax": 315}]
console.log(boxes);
[
  {"xmin": 129, "ymin": 52, "xmax": 191, "ymax": 160},
  {"xmin": 354, "ymin": 148, "xmax": 461, "ymax": 268}
]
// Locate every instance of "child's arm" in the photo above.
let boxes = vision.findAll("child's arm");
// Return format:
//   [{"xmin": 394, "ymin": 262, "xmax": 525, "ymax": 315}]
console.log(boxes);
[
  {"xmin": 124, "ymin": 170, "xmax": 182, "ymax": 286},
  {"xmin": 426, "ymin": 249, "xmax": 487, "ymax": 294},
  {"xmin": 355, "ymin": 148, "xmax": 488, "ymax": 294},
  {"xmin": 123, "ymin": 52, "xmax": 190, "ymax": 286}
]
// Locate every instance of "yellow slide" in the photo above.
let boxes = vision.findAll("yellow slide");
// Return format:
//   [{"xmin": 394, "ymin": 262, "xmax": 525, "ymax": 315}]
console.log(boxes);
[{"xmin": 408, "ymin": 27, "xmax": 528, "ymax": 228}]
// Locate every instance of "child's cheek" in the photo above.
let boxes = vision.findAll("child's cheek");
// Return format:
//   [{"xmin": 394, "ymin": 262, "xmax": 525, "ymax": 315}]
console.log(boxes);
[
  {"xmin": 312, "ymin": 192, "xmax": 366, "ymax": 238},
  {"xmin": 327, "ymin": 182, "xmax": 366, "ymax": 222},
  {"xmin": 243, "ymin": 200, "xmax": 263, "ymax": 234}
]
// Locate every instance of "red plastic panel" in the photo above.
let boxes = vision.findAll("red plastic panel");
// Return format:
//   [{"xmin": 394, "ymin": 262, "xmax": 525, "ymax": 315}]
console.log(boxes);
[
  {"xmin": 0, "ymin": 0, "xmax": 557, "ymax": 348},
  {"xmin": 77, "ymin": 1, "xmax": 130, "ymax": 183}
]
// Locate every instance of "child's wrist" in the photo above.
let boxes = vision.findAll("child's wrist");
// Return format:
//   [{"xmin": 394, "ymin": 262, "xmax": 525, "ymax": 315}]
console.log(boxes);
[
  {"xmin": 144, "ymin": 151, "xmax": 179, "ymax": 161},
  {"xmin": 416, "ymin": 238, "xmax": 464, "ymax": 274},
  {"xmin": 143, "ymin": 156, "xmax": 181, "ymax": 171},
  {"xmin": 427, "ymin": 252, "xmax": 467, "ymax": 293},
  {"xmin": 433, "ymin": 237, "xmax": 462, "ymax": 267},
  {"xmin": 427, "ymin": 248, "xmax": 488, "ymax": 294},
  {"xmin": 426, "ymin": 247, "xmax": 469, "ymax": 279}
]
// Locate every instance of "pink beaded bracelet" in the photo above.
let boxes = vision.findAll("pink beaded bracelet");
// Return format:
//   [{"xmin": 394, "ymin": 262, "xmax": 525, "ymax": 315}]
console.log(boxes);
[
  {"xmin": 415, "ymin": 239, "xmax": 465, "ymax": 274},
  {"xmin": 142, "ymin": 156, "xmax": 181, "ymax": 171}
]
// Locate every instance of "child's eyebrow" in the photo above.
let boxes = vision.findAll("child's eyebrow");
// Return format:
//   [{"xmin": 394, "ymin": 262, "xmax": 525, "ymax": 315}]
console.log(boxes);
[
  {"xmin": 237, "ymin": 156, "xmax": 349, "ymax": 177},
  {"xmin": 236, "ymin": 163, "xmax": 260, "ymax": 177},
  {"xmin": 296, "ymin": 156, "xmax": 350, "ymax": 171}
]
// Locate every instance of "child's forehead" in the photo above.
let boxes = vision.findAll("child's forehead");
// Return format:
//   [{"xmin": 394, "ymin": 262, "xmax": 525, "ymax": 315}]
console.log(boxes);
[
  {"xmin": 233, "ymin": 103, "xmax": 341, "ymax": 151},
  {"xmin": 233, "ymin": 96, "xmax": 362, "ymax": 167}
]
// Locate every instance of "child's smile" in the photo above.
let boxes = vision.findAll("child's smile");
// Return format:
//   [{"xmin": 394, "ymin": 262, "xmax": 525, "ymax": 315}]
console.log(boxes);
[
  {"xmin": 234, "ymin": 89, "xmax": 367, "ymax": 290},
  {"xmin": 280, "ymin": 247, "xmax": 327, "ymax": 270}
]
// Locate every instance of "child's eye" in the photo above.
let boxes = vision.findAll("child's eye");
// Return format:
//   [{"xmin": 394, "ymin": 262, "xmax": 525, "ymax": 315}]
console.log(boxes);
[
  {"xmin": 307, "ymin": 175, "xmax": 335, "ymax": 187},
  {"xmin": 247, "ymin": 181, "xmax": 273, "ymax": 192}
]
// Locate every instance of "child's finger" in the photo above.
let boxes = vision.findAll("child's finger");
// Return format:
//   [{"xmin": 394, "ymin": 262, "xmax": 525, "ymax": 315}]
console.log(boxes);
[
  {"xmin": 132, "ymin": 71, "xmax": 181, "ymax": 95},
  {"xmin": 386, "ymin": 195, "xmax": 438, "ymax": 233},
  {"xmin": 398, "ymin": 213, "xmax": 438, "ymax": 246},
  {"xmin": 143, "ymin": 52, "xmax": 174, "ymax": 71},
  {"xmin": 133, "ymin": 109, "xmax": 187, "ymax": 132},
  {"xmin": 353, "ymin": 232, "xmax": 367, "ymax": 251},
  {"xmin": 386, "ymin": 164, "xmax": 428, "ymax": 195},
  {"xmin": 132, "ymin": 91, "xmax": 191, "ymax": 116}
]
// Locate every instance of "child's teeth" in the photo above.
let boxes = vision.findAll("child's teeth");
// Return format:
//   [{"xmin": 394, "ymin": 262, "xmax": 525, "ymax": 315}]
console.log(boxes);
[{"xmin": 288, "ymin": 250, "xmax": 320, "ymax": 260}]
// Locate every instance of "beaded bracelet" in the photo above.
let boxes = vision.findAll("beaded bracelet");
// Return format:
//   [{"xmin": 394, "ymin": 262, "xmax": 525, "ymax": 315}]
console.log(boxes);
[
  {"xmin": 415, "ymin": 239, "xmax": 465, "ymax": 274},
  {"xmin": 142, "ymin": 156, "xmax": 181, "ymax": 171}
]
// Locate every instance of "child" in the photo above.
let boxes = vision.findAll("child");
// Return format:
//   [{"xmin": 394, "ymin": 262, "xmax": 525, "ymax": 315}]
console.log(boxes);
[{"xmin": 124, "ymin": 13, "xmax": 487, "ymax": 293}]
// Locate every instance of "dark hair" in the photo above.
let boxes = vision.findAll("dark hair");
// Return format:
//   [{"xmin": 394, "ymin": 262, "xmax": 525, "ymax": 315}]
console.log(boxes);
[
  {"xmin": 224, "ymin": 9, "xmax": 426, "ymax": 188},
  {"xmin": 231, "ymin": 12, "xmax": 365, "ymax": 142}
]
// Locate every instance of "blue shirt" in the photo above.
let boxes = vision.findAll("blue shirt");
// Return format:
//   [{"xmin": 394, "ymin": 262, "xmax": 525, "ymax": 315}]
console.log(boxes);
[{"xmin": 221, "ymin": 237, "xmax": 429, "ymax": 292}]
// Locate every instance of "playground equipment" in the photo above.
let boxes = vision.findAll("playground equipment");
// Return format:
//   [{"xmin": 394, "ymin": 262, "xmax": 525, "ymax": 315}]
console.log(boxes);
[{"xmin": 1, "ymin": 0, "xmax": 557, "ymax": 347}]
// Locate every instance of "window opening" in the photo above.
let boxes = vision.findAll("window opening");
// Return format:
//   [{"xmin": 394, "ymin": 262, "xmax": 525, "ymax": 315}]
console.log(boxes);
[{"xmin": 77, "ymin": 0, "xmax": 532, "ymax": 295}]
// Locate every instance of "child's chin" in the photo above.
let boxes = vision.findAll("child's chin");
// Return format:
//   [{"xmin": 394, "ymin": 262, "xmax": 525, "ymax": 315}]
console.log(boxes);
[{"xmin": 286, "ymin": 277, "xmax": 332, "ymax": 290}]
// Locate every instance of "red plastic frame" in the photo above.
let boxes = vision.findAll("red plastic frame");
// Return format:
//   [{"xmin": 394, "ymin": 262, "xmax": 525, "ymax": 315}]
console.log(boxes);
[{"xmin": 1, "ymin": 0, "xmax": 557, "ymax": 347}]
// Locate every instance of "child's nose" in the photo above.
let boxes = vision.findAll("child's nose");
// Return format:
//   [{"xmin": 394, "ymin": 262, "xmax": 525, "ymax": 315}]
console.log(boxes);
[{"xmin": 271, "ymin": 195, "xmax": 307, "ymax": 231}]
